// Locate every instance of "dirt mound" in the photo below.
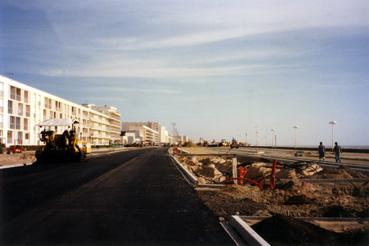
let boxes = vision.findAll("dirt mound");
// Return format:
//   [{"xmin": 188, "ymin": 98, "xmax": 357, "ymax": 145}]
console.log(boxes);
[
  {"xmin": 284, "ymin": 194, "xmax": 314, "ymax": 205},
  {"xmin": 197, "ymin": 190, "xmax": 266, "ymax": 217},
  {"xmin": 252, "ymin": 215, "xmax": 338, "ymax": 245},
  {"xmin": 320, "ymin": 205, "xmax": 359, "ymax": 217},
  {"xmin": 313, "ymin": 168, "xmax": 354, "ymax": 179}
]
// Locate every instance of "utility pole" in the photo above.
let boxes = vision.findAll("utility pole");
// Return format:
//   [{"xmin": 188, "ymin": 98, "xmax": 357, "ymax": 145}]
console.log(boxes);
[
  {"xmin": 329, "ymin": 120, "xmax": 336, "ymax": 150},
  {"xmin": 293, "ymin": 125, "xmax": 300, "ymax": 149},
  {"xmin": 271, "ymin": 129, "xmax": 275, "ymax": 148}
]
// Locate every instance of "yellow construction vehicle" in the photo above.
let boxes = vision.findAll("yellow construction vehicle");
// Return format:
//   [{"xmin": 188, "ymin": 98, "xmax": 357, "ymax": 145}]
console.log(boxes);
[{"xmin": 35, "ymin": 119, "xmax": 88, "ymax": 163}]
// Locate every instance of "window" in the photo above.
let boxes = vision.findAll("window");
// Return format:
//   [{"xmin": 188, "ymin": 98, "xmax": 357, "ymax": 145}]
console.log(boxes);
[
  {"xmin": 7, "ymin": 131, "xmax": 12, "ymax": 144},
  {"xmin": 8, "ymin": 100, "xmax": 13, "ymax": 114},
  {"xmin": 25, "ymin": 133, "xmax": 29, "ymax": 140},
  {"xmin": 44, "ymin": 97, "xmax": 51, "ymax": 109},
  {"xmin": 24, "ymin": 91, "xmax": 29, "ymax": 103},
  {"xmin": 9, "ymin": 116, "xmax": 15, "ymax": 129},
  {"xmin": 10, "ymin": 86, "xmax": 16, "ymax": 100},
  {"xmin": 24, "ymin": 118, "xmax": 28, "ymax": 130},
  {"xmin": 17, "ymin": 132, "xmax": 22, "ymax": 145},
  {"xmin": 16, "ymin": 117, "xmax": 21, "ymax": 130},
  {"xmin": 26, "ymin": 105, "xmax": 30, "ymax": 117},
  {"xmin": 43, "ymin": 109, "xmax": 47, "ymax": 119},
  {"xmin": 18, "ymin": 103, "xmax": 23, "ymax": 116},
  {"xmin": 0, "ymin": 82, "xmax": 3, "ymax": 98},
  {"xmin": 16, "ymin": 88, "xmax": 21, "ymax": 101}
]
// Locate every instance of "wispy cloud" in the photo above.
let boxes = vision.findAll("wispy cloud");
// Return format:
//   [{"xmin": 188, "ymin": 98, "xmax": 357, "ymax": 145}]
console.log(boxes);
[
  {"xmin": 1, "ymin": 0, "xmax": 369, "ymax": 145},
  {"xmin": 84, "ymin": 86, "xmax": 182, "ymax": 95},
  {"xmin": 38, "ymin": 62, "xmax": 305, "ymax": 78}
]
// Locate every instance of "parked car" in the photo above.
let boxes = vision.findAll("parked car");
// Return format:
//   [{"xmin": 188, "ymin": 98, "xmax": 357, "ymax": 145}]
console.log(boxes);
[
  {"xmin": 230, "ymin": 139, "xmax": 239, "ymax": 149},
  {"xmin": 294, "ymin": 150, "xmax": 304, "ymax": 157},
  {"xmin": 6, "ymin": 145, "xmax": 24, "ymax": 154}
]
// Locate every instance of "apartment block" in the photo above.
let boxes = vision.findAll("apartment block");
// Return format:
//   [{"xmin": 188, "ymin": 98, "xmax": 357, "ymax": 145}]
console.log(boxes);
[
  {"xmin": 122, "ymin": 122, "xmax": 160, "ymax": 145},
  {"xmin": 0, "ymin": 75, "xmax": 122, "ymax": 146}
]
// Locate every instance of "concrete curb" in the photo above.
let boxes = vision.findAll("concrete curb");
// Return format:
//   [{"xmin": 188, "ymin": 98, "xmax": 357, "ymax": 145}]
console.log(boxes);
[
  {"xmin": 168, "ymin": 149, "xmax": 228, "ymax": 188},
  {"xmin": 0, "ymin": 162, "xmax": 33, "ymax": 170},
  {"xmin": 169, "ymin": 154, "xmax": 198, "ymax": 185},
  {"xmin": 229, "ymin": 215, "xmax": 270, "ymax": 246}
]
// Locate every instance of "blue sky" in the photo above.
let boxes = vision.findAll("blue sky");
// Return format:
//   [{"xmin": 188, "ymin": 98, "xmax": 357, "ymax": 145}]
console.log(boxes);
[{"xmin": 1, "ymin": 0, "xmax": 368, "ymax": 146}]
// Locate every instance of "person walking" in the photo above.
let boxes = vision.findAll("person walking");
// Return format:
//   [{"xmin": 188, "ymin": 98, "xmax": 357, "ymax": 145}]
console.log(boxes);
[
  {"xmin": 318, "ymin": 142, "xmax": 325, "ymax": 161},
  {"xmin": 333, "ymin": 142, "xmax": 342, "ymax": 163}
]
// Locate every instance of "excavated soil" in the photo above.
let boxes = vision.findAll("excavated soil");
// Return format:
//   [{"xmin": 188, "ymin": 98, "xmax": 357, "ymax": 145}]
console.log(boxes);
[
  {"xmin": 0, "ymin": 152, "xmax": 35, "ymax": 166},
  {"xmin": 175, "ymin": 153, "xmax": 369, "ymax": 219},
  {"xmin": 197, "ymin": 182, "xmax": 369, "ymax": 218},
  {"xmin": 176, "ymin": 150, "xmax": 369, "ymax": 244},
  {"xmin": 252, "ymin": 215, "xmax": 369, "ymax": 245}
]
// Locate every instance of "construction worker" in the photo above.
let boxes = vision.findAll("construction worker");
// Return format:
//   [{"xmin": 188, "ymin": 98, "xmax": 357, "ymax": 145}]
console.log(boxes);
[
  {"xmin": 318, "ymin": 142, "xmax": 325, "ymax": 161},
  {"xmin": 333, "ymin": 142, "xmax": 342, "ymax": 163}
]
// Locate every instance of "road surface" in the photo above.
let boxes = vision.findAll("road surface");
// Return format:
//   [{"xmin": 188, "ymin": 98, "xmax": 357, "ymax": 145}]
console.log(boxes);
[
  {"xmin": 186, "ymin": 147, "xmax": 369, "ymax": 167},
  {"xmin": 0, "ymin": 148, "xmax": 233, "ymax": 245}
]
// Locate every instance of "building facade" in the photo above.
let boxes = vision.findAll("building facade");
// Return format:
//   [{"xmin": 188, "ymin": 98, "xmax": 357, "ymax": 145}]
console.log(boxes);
[
  {"xmin": 0, "ymin": 75, "xmax": 122, "ymax": 146},
  {"xmin": 160, "ymin": 126, "xmax": 169, "ymax": 144},
  {"xmin": 122, "ymin": 122, "xmax": 160, "ymax": 145}
]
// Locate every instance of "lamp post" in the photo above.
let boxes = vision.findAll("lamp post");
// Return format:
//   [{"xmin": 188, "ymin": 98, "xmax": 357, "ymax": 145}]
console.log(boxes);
[
  {"xmin": 329, "ymin": 120, "xmax": 336, "ymax": 149},
  {"xmin": 245, "ymin": 132, "xmax": 248, "ymax": 146},
  {"xmin": 271, "ymin": 129, "xmax": 275, "ymax": 147},
  {"xmin": 255, "ymin": 130, "xmax": 259, "ymax": 146},
  {"xmin": 293, "ymin": 125, "xmax": 300, "ymax": 148}
]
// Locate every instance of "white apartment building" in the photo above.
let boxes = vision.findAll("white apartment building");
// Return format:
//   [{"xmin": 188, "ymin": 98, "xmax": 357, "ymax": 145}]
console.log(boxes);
[
  {"xmin": 0, "ymin": 75, "xmax": 122, "ymax": 146},
  {"xmin": 122, "ymin": 122, "xmax": 160, "ymax": 145},
  {"xmin": 160, "ymin": 126, "xmax": 169, "ymax": 144}
]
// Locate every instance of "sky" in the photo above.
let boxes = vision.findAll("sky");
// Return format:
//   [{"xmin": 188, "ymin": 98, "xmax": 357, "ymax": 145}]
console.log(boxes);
[{"xmin": 0, "ymin": 0, "xmax": 368, "ymax": 146}]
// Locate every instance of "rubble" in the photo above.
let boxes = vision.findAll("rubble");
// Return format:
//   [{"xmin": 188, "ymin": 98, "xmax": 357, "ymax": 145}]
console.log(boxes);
[
  {"xmin": 251, "ymin": 215, "xmax": 369, "ymax": 245},
  {"xmin": 174, "ymin": 151, "xmax": 369, "ymax": 223},
  {"xmin": 177, "ymin": 155, "xmax": 231, "ymax": 184},
  {"xmin": 0, "ymin": 152, "xmax": 36, "ymax": 166},
  {"xmin": 300, "ymin": 163, "xmax": 323, "ymax": 176}
]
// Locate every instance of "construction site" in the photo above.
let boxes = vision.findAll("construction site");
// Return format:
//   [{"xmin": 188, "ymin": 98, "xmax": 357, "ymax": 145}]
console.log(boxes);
[{"xmin": 170, "ymin": 146, "xmax": 369, "ymax": 245}]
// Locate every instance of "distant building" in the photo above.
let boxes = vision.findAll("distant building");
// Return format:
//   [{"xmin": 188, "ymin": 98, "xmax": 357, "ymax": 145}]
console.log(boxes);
[
  {"xmin": 0, "ymin": 75, "xmax": 122, "ymax": 146},
  {"xmin": 122, "ymin": 131, "xmax": 140, "ymax": 145},
  {"xmin": 82, "ymin": 104, "xmax": 122, "ymax": 145},
  {"xmin": 160, "ymin": 126, "xmax": 169, "ymax": 144},
  {"xmin": 146, "ymin": 121, "xmax": 160, "ymax": 132},
  {"xmin": 181, "ymin": 135, "xmax": 189, "ymax": 143},
  {"xmin": 122, "ymin": 122, "xmax": 160, "ymax": 145}
]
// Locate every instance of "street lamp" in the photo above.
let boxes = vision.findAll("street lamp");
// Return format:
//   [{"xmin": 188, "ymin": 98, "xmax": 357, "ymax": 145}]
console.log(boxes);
[
  {"xmin": 245, "ymin": 132, "xmax": 248, "ymax": 146},
  {"xmin": 271, "ymin": 129, "xmax": 275, "ymax": 147},
  {"xmin": 255, "ymin": 130, "xmax": 259, "ymax": 146},
  {"xmin": 293, "ymin": 125, "xmax": 300, "ymax": 148},
  {"xmin": 329, "ymin": 120, "xmax": 336, "ymax": 149}
]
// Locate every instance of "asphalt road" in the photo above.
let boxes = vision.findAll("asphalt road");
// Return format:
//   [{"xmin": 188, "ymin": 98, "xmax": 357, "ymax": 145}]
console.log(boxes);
[
  {"xmin": 0, "ymin": 148, "xmax": 233, "ymax": 245},
  {"xmin": 210, "ymin": 147, "xmax": 369, "ymax": 167}
]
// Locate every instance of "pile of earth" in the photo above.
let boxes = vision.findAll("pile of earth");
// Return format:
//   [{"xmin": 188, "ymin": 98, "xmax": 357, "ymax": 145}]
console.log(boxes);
[
  {"xmin": 197, "ymin": 189, "xmax": 268, "ymax": 217},
  {"xmin": 0, "ymin": 152, "xmax": 35, "ymax": 166},
  {"xmin": 252, "ymin": 215, "xmax": 369, "ymax": 245},
  {"xmin": 178, "ymin": 156, "xmax": 234, "ymax": 184},
  {"xmin": 197, "ymin": 183, "xmax": 369, "ymax": 218}
]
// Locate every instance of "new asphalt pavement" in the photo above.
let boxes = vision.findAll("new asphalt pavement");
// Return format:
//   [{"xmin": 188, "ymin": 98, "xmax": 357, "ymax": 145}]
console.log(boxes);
[{"xmin": 0, "ymin": 148, "xmax": 233, "ymax": 245}]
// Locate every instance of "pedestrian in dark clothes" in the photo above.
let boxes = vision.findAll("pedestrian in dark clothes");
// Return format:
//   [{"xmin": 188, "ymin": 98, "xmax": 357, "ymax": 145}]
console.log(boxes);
[
  {"xmin": 318, "ymin": 142, "xmax": 325, "ymax": 161},
  {"xmin": 333, "ymin": 142, "xmax": 342, "ymax": 163}
]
